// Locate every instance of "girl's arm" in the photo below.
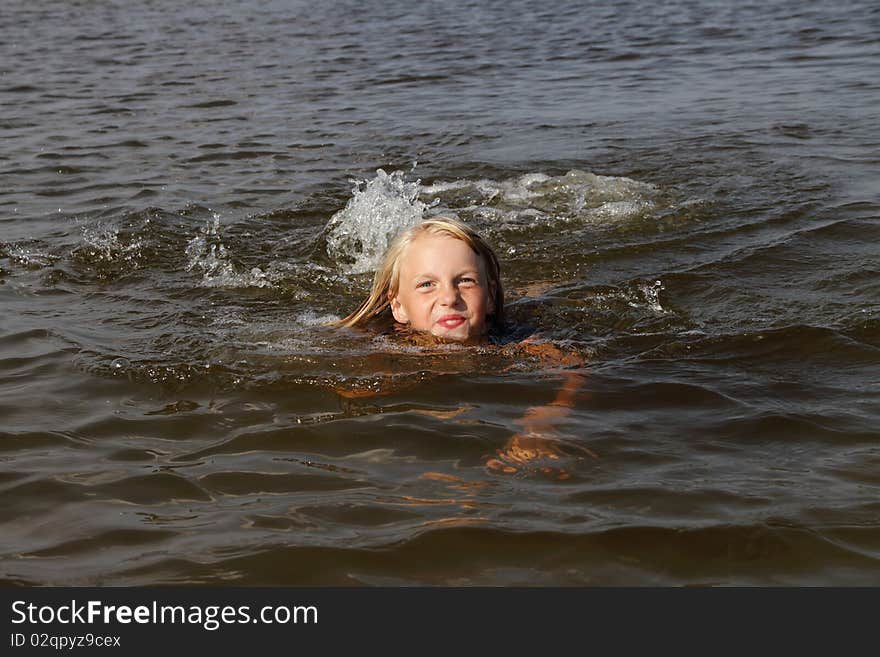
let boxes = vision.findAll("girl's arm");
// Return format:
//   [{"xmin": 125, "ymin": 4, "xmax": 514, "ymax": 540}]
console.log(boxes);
[{"xmin": 487, "ymin": 341, "xmax": 594, "ymax": 478}]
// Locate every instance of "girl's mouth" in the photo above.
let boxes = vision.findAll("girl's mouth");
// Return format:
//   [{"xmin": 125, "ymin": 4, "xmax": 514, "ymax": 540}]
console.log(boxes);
[{"xmin": 436, "ymin": 315, "xmax": 466, "ymax": 329}]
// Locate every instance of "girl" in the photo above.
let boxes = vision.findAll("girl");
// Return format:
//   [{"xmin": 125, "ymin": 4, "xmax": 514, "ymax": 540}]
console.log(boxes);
[
  {"xmin": 335, "ymin": 216, "xmax": 504, "ymax": 343},
  {"xmin": 334, "ymin": 217, "xmax": 593, "ymax": 477}
]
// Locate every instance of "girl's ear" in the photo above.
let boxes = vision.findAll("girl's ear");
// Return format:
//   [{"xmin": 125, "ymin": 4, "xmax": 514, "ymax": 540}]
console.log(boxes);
[{"xmin": 390, "ymin": 294, "xmax": 409, "ymax": 323}]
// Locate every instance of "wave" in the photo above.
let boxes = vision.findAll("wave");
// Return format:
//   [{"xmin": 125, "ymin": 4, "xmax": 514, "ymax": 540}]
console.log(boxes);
[{"xmin": 5, "ymin": 522, "xmax": 879, "ymax": 585}]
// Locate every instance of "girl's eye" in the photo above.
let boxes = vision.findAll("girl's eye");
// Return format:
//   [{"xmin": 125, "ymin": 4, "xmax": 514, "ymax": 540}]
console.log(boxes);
[
  {"xmin": 459, "ymin": 277, "xmax": 477, "ymax": 285},
  {"xmin": 417, "ymin": 281, "xmax": 434, "ymax": 289}
]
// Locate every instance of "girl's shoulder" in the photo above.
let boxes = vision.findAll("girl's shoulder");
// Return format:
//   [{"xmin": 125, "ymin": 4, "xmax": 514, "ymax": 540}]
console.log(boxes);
[
  {"xmin": 355, "ymin": 323, "xmax": 589, "ymax": 368},
  {"xmin": 496, "ymin": 332, "xmax": 588, "ymax": 368}
]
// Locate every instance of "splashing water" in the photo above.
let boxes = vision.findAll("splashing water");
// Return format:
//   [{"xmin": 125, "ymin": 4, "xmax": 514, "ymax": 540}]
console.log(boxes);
[
  {"xmin": 79, "ymin": 225, "xmax": 143, "ymax": 265},
  {"xmin": 6, "ymin": 244, "xmax": 57, "ymax": 269},
  {"xmin": 322, "ymin": 167, "xmax": 667, "ymax": 277},
  {"xmin": 185, "ymin": 214, "xmax": 278, "ymax": 288},
  {"xmin": 324, "ymin": 169, "xmax": 434, "ymax": 274},
  {"xmin": 634, "ymin": 280, "xmax": 666, "ymax": 313},
  {"xmin": 422, "ymin": 169, "xmax": 662, "ymax": 225}
]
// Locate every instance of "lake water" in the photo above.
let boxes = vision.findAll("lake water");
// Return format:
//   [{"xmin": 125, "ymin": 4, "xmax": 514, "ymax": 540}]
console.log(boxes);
[{"xmin": 2, "ymin": 0, "xmax": 879, "ymax": 585}]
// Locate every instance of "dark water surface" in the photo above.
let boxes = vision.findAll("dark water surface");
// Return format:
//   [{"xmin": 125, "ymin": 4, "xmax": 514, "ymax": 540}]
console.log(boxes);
[{"xmin": 2, "ymin": 0, "xmax": 879, "ymax": 585}]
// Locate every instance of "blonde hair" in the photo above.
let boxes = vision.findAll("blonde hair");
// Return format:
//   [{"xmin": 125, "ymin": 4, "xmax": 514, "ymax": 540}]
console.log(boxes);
[{"xmin": 334, "ymin": 217, "xmax": 505, "ymax": 332}]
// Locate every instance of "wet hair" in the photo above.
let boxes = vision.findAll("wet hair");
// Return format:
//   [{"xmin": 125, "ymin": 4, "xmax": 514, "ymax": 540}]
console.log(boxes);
[{"xmin": 334, "ymin": 216, "xmax": 505, "ymax": 333}]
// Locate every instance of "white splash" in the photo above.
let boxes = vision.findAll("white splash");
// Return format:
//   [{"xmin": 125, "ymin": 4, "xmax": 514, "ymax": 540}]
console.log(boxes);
[
  {"xmin": 295, "ymin": 310, "xmax": 341, "ymax": 326},
  {"xmin": 424, "ymin": 169, "xmax": 660, "ymax": 223},
  {"xmin": 80, "ymin": 225, "xmax": 143, "ymax": 264},
  {"xmin": 632, "ymin": 280, "xmax": 666, "ymax": 313},
  {"xmin": 6, "ymin": 245, "xmax": 57, "ymax": 268},
  {"xmin": 324, "ymin": 168, "xmax": 665, "ymax": 273},
  {"xmin": 324, "ymin": 169, "xmax": 433, "ymax": 274},
  {"xmin": 185, "ymin": 214, "xmax": 277, "ymax": 288}
]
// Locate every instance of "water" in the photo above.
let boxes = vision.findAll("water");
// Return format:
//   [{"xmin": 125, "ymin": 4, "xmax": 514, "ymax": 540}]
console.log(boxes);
[{"xmin": 1, "ymin": 0, "xmax": 879, "ymax": 585}]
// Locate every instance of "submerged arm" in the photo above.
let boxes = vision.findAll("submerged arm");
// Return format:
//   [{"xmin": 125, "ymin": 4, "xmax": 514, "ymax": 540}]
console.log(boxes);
[
  {"xmin": 519, "ymin": 370, "xmax": 586, "ymax": 432},
  {"xmin": 488, "ymin": 341, "xmax": 595, "ymax": 477}
]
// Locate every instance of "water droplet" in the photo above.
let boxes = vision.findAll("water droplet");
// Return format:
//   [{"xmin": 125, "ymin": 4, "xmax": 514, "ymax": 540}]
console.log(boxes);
[{"xmin": 110, "ymin": 357, "xmax": 130, "ymax": 373}]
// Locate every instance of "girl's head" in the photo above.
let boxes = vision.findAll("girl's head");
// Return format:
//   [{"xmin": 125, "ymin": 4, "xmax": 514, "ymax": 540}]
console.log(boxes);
[{"xmin": 336, "ymin": 217, "xmax": 504, "ymax": 342}]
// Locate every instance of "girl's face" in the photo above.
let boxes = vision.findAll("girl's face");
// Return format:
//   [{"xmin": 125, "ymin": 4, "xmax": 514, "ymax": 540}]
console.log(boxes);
[{"xmin": 389, "ymin": 233, "xmax": 495, "ymax": 342}]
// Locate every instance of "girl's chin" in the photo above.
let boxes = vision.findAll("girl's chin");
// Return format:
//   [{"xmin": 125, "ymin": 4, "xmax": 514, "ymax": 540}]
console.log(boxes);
[
  {"xmin": 430, "ymin": 323, "xmax": 469, "ymax": 339},
  {"xmin": 430, "ymin": 326, "xmax": 487, "ymax": 344},
  {"xmin": 393, "ymin": 322, "xmax": 488, "ymax": 345}
]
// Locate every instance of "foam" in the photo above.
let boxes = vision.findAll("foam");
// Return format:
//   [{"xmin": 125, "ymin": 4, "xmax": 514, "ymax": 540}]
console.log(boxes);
[{"xmin": 323, "ymin": 167, "xmax": 664, "ymax": 273}]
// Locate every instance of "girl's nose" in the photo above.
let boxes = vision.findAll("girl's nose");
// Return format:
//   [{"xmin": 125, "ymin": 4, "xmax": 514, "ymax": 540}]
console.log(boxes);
[{"xmin": 439, "ymin": 283, "xmax": 461, "ymax": 306}]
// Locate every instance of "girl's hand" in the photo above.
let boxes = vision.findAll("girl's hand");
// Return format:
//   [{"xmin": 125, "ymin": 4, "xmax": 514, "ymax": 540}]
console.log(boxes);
[
  {"xmin": 486, "ymin": 432, "xmax": 571, "ymax": 479},
  {"xmin": 486, "ymin": 369, "xmax": 596, "ymax": 480}
]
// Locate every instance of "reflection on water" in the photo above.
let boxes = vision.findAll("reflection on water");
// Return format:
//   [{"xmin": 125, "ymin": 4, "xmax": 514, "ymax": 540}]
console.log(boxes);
[{"xmin": 2, "ymin": 0, "xmax": 879, "ymax": 585}]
